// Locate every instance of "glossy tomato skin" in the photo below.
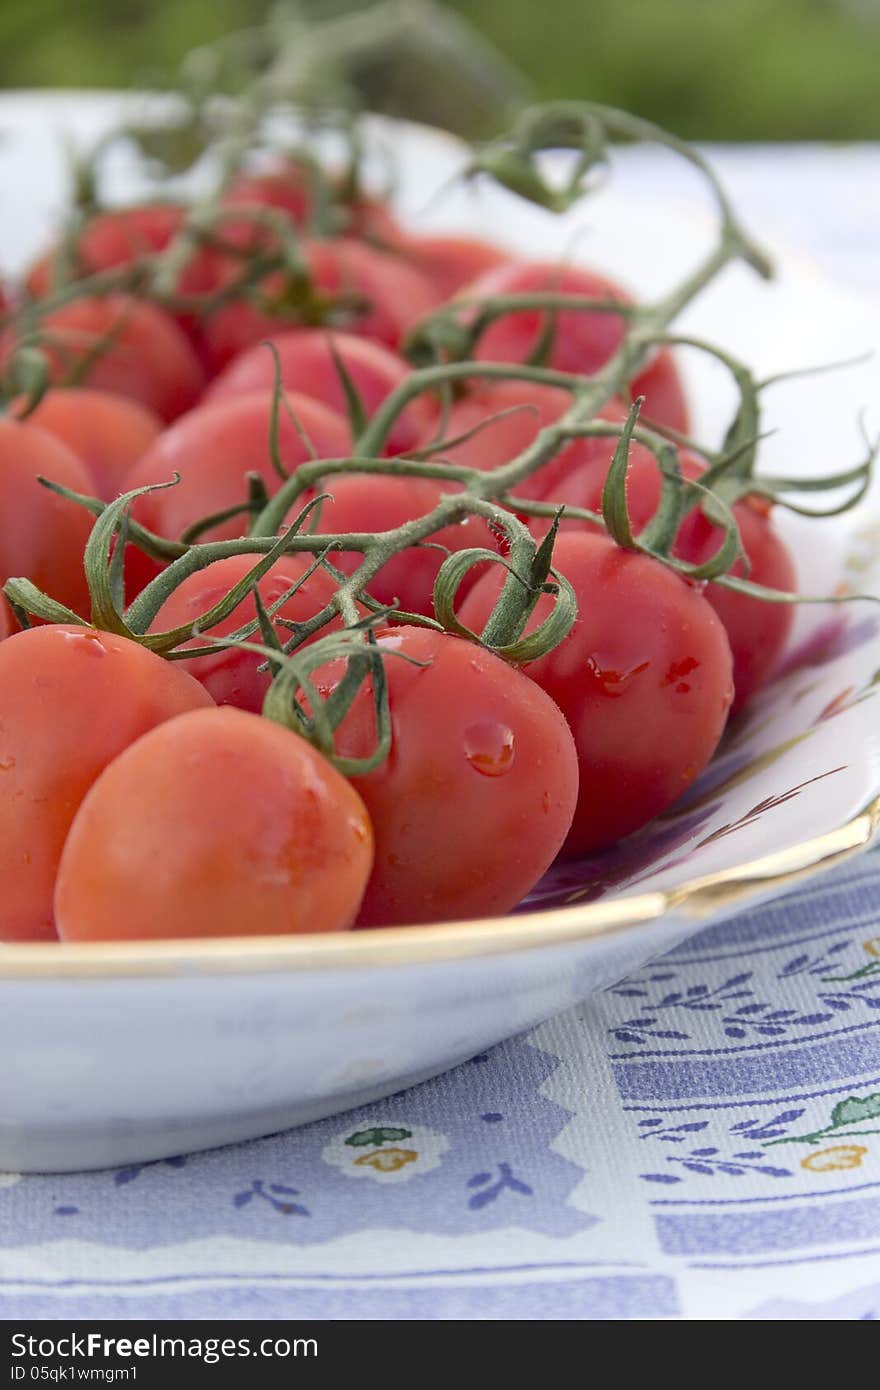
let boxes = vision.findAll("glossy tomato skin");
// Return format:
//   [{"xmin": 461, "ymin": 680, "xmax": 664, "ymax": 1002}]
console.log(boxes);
[
  {"xmin": 222, "ymin": 160, "xmax": 402, "ymax": 244},
  {"xmin": 0, "ymin": 416, "xmax": 95, "ymax": 616},
  {"xmin": 399, "ymin": 234, "xmax": 509, "ymax": 298},
  {"xmin": 55, "ymin": 707, "xmax": 374, "ymax": 941},
  {"xmin": 535, "ymin": 446, "xmax": 796, "ymax": 711},
  {"xmin": 124, "ymin": 389, "xmax": 351, "ymax": 592},
  {"xmin": 29, "ymin": 294, "xmax": 205, "ymax": 422},
  {"xmin": 460, "ymin": 531, "xmax": 734, "ymax": 856},
  {"xmin": 428, "ymin": 380, "xmax": 627, "ymax": 503},
  {"xmin": 150, "ymin": 554, "xmax": 345, "ymax": 712},
  {"xmin": 308, "ymin": 475, "xmax": 494, "ymax": 617},
  {"xmin": 15, "ymin": 387, "xmax": 162, "ymax": 501},
  {"xmin": 0, "ymin": 594, "xmax": 13, "ymax": 641},
  {"xmin": 0, "ymin": 625, "xmax": 214, "ymax": 942},
  {"xmin": 679, "ymin": 497, "xmax": 796, "ymax": 712},
  {"xmin": 312, "ymin": 626, "xmax": 579, "ymax": 926},
  {"xmin": 201, "ymin": 239, "xmax": 439, "ymax": 371},
  {"xmin": 463, "ymin": 260, "xmax": 629, "ymax": 377},
  {"xmin": 26, "ymin": 204, "xmax": 186, "ymax": 299},
  {"xmin": 629, "ymin": 348, "xmax": 690, "ymax": 434},
  {"xmin": 205, "ymin": 329, "xmax": 435, "ymax": 455}
]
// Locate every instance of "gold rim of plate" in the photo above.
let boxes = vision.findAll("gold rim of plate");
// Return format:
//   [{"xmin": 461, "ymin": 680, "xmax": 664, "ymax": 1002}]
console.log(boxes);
[{"xmin": 1, "ymin": 797, "xmax": 877, "ymax": 980}]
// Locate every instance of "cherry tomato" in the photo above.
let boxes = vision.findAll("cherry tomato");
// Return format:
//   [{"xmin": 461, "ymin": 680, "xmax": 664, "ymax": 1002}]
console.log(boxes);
[
  {"xmin": 460, "ymin": 531, "xmax": 734, "ymax": 855},
  {"xmin": 458, "ymin": 262, "xmax": 688, "ymax": 431},
  {"xmin": 0, "ymin": 594, "xmax": 13, "ymax": 641},
  {"xmin": 630, "ymin": 348, "xmax": 690, "ymax": 434},
  {"xmin": 222, "ymin": 159, "xmax": 402, "ymax": 244},
  {"xmin": 427, "ymin": 379, "xmax": 627, "ymax": 503},
  {"xmin": 24, "ymin": 294, "xmax": 205, "ymax": 422},
  {"xmin": 150, "ymin": 553, "xmax": 346, "ymax": 712},
  {"xmin": 399, "ymin": 234, "xmax": 509, "ymax": 298},
  {"xmin": 127, "ymin": 384, "xmax": 349, "ymax": 548},
  {"xmin": 0, "ymin": 625, "xmax": 214, "ymax": 941},
  {"xmin": 55, "ymin": 707, "xmax": 373, "ymax": 941},
  {"xmin": 462, "ymin": 260, "xmax": 629, "ymax": 377},
  {"xmin": 26, "ymin": 204, "xmax": 187, "ymax": 299},
  {"xmin": 0, "ymin": 416, "xmax": 96, "ymax": 616},
  {"xmin": 201, "ymin": 239, "xmax": 439, "ymax": 371},
  {"xmin": 308, "ymin": 474, "xmax": 494, "ymax": 617},
  {"xmin": 535, "ymin": 445, "xmax": 795, "ymax": 710},
  {"xmin": 206, "ymin": 329, "xmax": 435, "ymax": 455},
  {"xmin": 310, "ymin": 625, "xmax": 578, "ymax": 925},
  {"xmin": 14, "ymin": 387, "xmax": 162, "ymax": 501}
]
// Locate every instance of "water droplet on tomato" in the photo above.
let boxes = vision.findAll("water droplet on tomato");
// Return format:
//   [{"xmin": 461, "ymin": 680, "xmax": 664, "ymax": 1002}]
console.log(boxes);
[
  {"xmin": 464, "ymin": 720, "xmax": 515, "ymax": 777},
  {"xmin": 0, "ymin": 755, "xmax": 14, "ymax": 771},
  {"xmin": 584, "ymin": 654, "xmax": 648, "ymax": 697},
  {"xmin": 62, "ymin": 630, "xmax": 106, "ymax": 658}
]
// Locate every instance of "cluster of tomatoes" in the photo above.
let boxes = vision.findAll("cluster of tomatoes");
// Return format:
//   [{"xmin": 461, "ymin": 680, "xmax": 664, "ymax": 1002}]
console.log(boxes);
[{"xmin": 0, "ymin": 152, "xmax": 798, "ymax": 945}]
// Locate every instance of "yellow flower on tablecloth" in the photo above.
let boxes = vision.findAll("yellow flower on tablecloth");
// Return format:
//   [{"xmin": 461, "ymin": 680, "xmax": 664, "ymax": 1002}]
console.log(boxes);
[
  {"xmin": 354, "ymin": 1147, "xmax": 418, "ymax": 1173},
  {"xmin": 322, "ymin": 1120, "xmax": 449, "ymax": 1183},
  {"xmin": 864, "ymin": 937, "xmax": 880, "ymax": 958},
  {"xmin": 801, "ymin": 1145, "xmax": 867, "ymax": 1173}
]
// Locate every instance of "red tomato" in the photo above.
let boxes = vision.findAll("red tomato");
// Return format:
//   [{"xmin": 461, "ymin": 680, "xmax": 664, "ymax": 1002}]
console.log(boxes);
[
  {"xmin": 0, "ymin": 416, "xmax": 96, "ymax": 616},
  {"xmin": 55, "ymin": 707, "xmax": 373, "ymax": 941},
  {"xmin": 629, "ymin": 348, "xmax": 690, "ymax": 434},
  {"xmin": 222, "ymin": 159, "xmax": 402, "ymax": 244},
  {"xmin": 124, "ymin": 389, "xmax": 350, "ymax": 593},
  {"xmin": 460, "ymin": 531, "xmax": 734, "ymax": 855},
  {"xmin": 0, "ymin": 625, "xmax": 214, "ymax": 941},
  {"xmin": 24, "ymin": 294, "xmax": 205, "ymax": 421},
  {"xmin": 26, "ymin": 204, "xmax": 187, "ymax": 299},
  {"xmin": 150, "ymin": 553, "xmax": 345, "ymax": 712},
  {"xmin": 201, "ymin": 239, "xmax": 439, "ymax": 371},
  {"xmin": 457, "ymin": 263, "xmax": 688, "ymax": 432},
  {"xmin": 680, "ymin": 494, "xmax": 796, "ymax": 712},
  {"xmin": 14, "ymin": 387, "xmax": 162, "ymax": 501},
  {"xmin": 462, "ymin": 260, "xmax": 629, "ymax": 376},
  {"xmin": 427, "ymin": 380, "xmax": 627, "ymax": 503},
  {"xmin": 0, "ymin": 594, "xmax": 13, "ymax": 641},
  {"xmin": 206, "ymin": 329, "xmax": 435, "ymax": 455},
  {"xmin": 307, "ymin": 474, "xmax": 494, "ymax": 617},
  {"xmin": 399, "ymin": 234, "xmax": 509, "ymax": 298},
  {"xmin": 535, "ymin": 446, "xmax": 796, "ymax": 711},
  {"xmin": 310, "ymin": 626, "xmax": 578, "ymax": 925}
]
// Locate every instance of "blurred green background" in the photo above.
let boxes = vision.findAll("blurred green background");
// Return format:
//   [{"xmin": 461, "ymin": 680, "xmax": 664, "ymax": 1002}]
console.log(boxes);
[{"xmin": 1, "ymin": 0, "xmax": 879, "ymax": 139}]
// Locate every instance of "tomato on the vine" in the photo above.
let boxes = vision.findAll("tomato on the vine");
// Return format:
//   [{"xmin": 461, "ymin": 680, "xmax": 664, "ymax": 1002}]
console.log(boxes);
[
  {"xmin": 398, "ymin": 234, "xmax": 509, "ymax": 298},
  {"xmin": 460, "ymin": 531, "xmax": 734, "ymax": 855},
  {"xmin": 15, "ymin": 387, "xmax": 162, "ymax": 501},
  {"xmin": 310, "ymin": 625, "xmax": 579, "ymax": 925},
  {"xmin": 54, "ymin": 707, "xmax": 374, "ymax": 941},
  {"xmin": 150, "ymin": 553, "xmax": 346, "ymax": 713},
  {"xmin": 0, "ymin": 415, "xmax": 96, "ymax": 617},
  {"xmin": 307, "ymin": 474, "xmax": 495, "ymax": 617},
  {"xmin": 427, "ymin": 379, "xmax": 627, "ymax": 503},
  {"xmin": 21, "ymin": 294, "xmax": 205, "ymax": 421},
  {"xmin": 124, "ymin": 388, "xmax": 351, "ymax": 592},
  {"xmin": 534, "ymin": 445, "xmax": 796, "ymax": 710},
  {"xmin": 200, "ymin": 238, "xmax": 439, "ymax": 371},
  {"xmin": 457, "ymin": 260, "xmax": 688, "ymax": 430},
  {"xmin": 0, "ymin": 624, "xmax": 214, "ymax": 942},
  {"xmin": 206, "ymin": 330, "xmax": 435, "ymax": 455}
]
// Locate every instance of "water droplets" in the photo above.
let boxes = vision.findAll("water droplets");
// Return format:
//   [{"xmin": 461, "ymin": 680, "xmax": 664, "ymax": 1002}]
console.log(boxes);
[{"xmin": 464, "ymin": 720, "xmax": 515, "ymax": 777}]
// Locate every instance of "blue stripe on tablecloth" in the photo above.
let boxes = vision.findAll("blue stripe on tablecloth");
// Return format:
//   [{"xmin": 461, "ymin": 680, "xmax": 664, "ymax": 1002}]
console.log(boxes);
[
  {"xmin": 611, "ymin": 1019, "xmax": 880, "ymax": 1090},
  {"xmin": 650, "ymin": 1179, "xmax": 880, "ymax": 1207},
  {"xmin": 0, "ymin": 1273, "xmax": 679, "ymax": 1321},
  {"xmin": 656, "ymin": 1195, "xmax": 880, "ymax": 1256},
  {"xmin": 622, "ymin": 1071, "xmax": 880, "ymax": 1111}
]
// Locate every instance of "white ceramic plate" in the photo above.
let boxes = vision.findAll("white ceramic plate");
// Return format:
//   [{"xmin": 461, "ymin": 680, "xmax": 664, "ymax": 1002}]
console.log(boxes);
[{"xmin": 2, "ymin": 93, "xmax": 880, "ymax": 1173}]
